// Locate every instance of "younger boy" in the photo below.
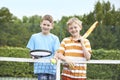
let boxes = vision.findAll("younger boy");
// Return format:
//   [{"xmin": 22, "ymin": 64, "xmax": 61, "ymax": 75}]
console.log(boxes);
[
  {"xmin": 27, "ymin": 15, "xmax": 60, "ymax": 80},
  {"xmin": 56, "ymin": 17, "xmax": 92, "ymax": 80}
]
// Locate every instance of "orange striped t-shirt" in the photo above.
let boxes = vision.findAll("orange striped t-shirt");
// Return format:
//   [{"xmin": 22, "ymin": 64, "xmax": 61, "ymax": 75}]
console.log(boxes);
[{"xmin": 58, "ymin": 37, "xmax": 92, "ymax": 79}]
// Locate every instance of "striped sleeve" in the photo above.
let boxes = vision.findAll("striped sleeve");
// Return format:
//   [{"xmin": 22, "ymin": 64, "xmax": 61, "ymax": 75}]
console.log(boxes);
[
  {"xmin": 57, "ymin": 39, "xmax": 65, "ymax": 55},
  {"xmin": 85, "ymin": 39, "xmax": 92, "ymax": 53}
]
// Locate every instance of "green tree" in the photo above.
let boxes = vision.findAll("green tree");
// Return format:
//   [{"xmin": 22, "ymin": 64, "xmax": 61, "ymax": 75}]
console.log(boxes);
[
  {"xmin": 94, "ymin": 1, "xmax": 104, "ymax": 22},
  {"xmin": 0, "ymin": 7, "xmax": 13, "ymax": 23}
]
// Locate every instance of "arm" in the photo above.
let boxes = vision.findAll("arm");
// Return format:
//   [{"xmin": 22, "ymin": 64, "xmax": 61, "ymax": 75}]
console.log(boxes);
[
  {"xmin": 53, "ymin": 37, "xmax": 60, "ymax": 60},
  {"xmin": 57, "ymin": 52, "xmax": 75, "ymax": 68},
  {"xmin": 54, "ymin": 39, "xmax": 74, "ymax": 68},
  {"xmin": 80, "ymin": 38, "xmax": 91, "ymax": 60},
  {"xmin": 26, "ymin": 35, "xmax": 35, "ymax": 59}
]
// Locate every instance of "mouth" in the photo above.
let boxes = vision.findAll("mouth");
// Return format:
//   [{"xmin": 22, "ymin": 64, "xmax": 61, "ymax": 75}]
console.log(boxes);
[
  {"xmin": 43, "ymin": 28, "xmax": 49, "ymax": 31},
  {"xmin": 71, "ymin": 31, "xmax": 77, "ymax": 34}
]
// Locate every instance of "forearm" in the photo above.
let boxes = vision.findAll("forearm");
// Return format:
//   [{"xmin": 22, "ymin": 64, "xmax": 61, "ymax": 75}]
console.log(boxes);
[
  {"xmin": 81, "ymin": 44, "xmax": 91, "ymax": 60},
  {"xmin": 57, "ymin": 53, "xmax": 67, "ymax": 61}
]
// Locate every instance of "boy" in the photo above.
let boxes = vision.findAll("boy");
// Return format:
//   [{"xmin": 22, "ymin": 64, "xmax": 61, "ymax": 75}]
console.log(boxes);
[
  {"xmin": 26, "ymin": 15, "xmax": 60, "ymax": 80},
  {"xmin": 56, "ymin": 17, "xmax": 92, "ymax": 80}
]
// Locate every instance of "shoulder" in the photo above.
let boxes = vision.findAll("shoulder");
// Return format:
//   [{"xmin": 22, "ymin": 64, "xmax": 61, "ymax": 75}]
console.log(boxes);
[
  {"xmin": 31, "ymin": 33, "xmax": 40, "ymax": 37},
  {"xmin": 84, "ymin": 38, "xmax": 89, "ymax": 41},
  {"xmin": 62, "ymin": 37, "xmax": 71, "ymax": 42},
  {"xmin": 63, "ymin": 37, "xmax": 71, "ymax": 40},
  {"xmin": 49, "ymin": 33, "xmax": 59, "ymax": 39},
  {"xmin": 84, "ymin": 38, "xmax": 91, "ymax": 44},
  {"xmin": 32, "ymin": 33, "xmax": 40, "ymax": 36},
  {"xmin": 29, "ymin": 33, "xmax": 41, "ymax": 40}
]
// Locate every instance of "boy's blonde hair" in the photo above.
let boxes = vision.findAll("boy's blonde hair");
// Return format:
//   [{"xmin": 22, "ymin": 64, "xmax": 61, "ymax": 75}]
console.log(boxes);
[
  {"xmin": 42, "ymin": 15, "xmax": 53, "ymax": 23},
  {"xmin": 67, "ymin": 17, "xmax": 82, "ymax": 28}
]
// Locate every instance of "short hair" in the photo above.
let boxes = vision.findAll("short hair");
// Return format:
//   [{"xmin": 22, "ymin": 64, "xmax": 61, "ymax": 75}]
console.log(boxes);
[
  {"xmin": 42, "ymin": 15, "xmax": 53, "ymax": 23},
  {"xmin": 67, "ymin": 17, "xmax": 82, "ymax": 27}
]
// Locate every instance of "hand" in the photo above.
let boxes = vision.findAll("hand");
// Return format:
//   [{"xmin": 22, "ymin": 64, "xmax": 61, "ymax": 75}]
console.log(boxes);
[
  {"xmin": 31, "ymin": 56, "xmax": 38, "ymax": 59},
  {"xmin": 53, "ymin": 55, "xmax": 58, "ymax": 61},
  {"xmin": 53, "ymin": 51, "xmax": 59, "ymax": 60},
  {"xmin": 65, "ymin": 58, "xmax": 75, "ymax": 69},
  {"xmin": 31, "ymin": 56, "xmax": 35, "ymax": 59},
  {"xmin": 80, "ymin": 37, "xmax": 85, "ymax": 46}
]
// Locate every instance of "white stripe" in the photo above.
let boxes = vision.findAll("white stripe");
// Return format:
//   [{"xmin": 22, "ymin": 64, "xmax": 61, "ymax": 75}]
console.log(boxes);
[
  {"xmin": 63, "ymin": 38, "xmax": 70, "ymax": 41},
  {"xmin": 63, "ymin": 68, "xmax": 86, "ymax": 73},
  {"xmin": 74, "ymin": 63, "xmax": 87, "ymax": 67},
  {"xmin": 65, "ymin": 56, "xmax": 87, "ymax": 61},
  {"xmin": 64, "ymin": 63, "xmax": 87, "ymax": 67},
  {"xmin": 65, "ymin": 50, "xmax": 83, "ymax": 53},
  {"xmin": 65, "ymin": 43, "xmax": 82, "ymax": 47},
  {"xmin": 61, "ymin": 41, "xmax": 65, "ymax": 44},
  {"xmin": 63, "ymin": 64, "xmax": 86, "ymax": 68},
  {"xmin": 59, "ymin": 47, "xmax": 65, "ymax": 51},
  {"xmin": 86, "ymin": 48, "xmax": 91, "ymax": 51},
  {"xmin": 71, "ymin": 70, "xmax": 86, "ymax": 73},
  {"xmin": 85, "ymin": 42, "xmax": 90, "ymax": 45},
  {"xmin": 65, "ymin": 49, "xmax": 83, "ymax": 54},
  {"xmin": 62, "ymin": 73, "xmax": 86, "ymax": 78}
]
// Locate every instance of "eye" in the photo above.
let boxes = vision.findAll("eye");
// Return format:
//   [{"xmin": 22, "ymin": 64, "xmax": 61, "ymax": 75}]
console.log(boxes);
[
  {"xmin": 74, "ymin": 26, "xmax": 77, "ymax": 29},
  {"xmin": 69, "ymin": 27, "xmax": 73, "ymax": 30},
  {"xmin": 47, "ymin": 24, "xmax": 50, "ymax": 27},
  {"xmin": 43, "ymin": 24, "xmax": 46, "ymax": 26}
]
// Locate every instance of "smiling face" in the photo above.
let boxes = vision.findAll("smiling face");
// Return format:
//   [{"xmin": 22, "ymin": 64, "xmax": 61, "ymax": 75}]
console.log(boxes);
[
  {"xmin": 40, "ymin": 20, "xmax": 53, "ymax": 35},
  {"xmin": 68, "ymin": 22, "xmax": 82, "ymax": 37}
]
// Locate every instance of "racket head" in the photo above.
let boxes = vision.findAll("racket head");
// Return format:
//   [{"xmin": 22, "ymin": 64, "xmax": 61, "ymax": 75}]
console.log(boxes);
[{"xmin": 30, "ymin": 50, "xmax": 52, "ymax": 58}]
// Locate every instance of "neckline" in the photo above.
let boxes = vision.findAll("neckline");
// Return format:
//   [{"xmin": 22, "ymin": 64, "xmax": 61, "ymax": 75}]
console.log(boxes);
[{"xmin": 40, "ymin": 32, "xmax": 51, "ymax": 36}]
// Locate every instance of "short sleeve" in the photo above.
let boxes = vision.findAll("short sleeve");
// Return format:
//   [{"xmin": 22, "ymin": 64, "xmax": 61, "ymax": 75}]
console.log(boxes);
[
  {"xmin": 26, "ymin": 35, "xmax": 34, "ymax": 50},
  {"xmin": 53, "ymin": 37, "xmax": 60, "ymax": 53},
  {"xmin": 85, "ymin": 39, "xmax": 92, "ymax": 53},
  {"xmin": 57, "ymin": 39, "xmax": 65, "ymax": 55}
]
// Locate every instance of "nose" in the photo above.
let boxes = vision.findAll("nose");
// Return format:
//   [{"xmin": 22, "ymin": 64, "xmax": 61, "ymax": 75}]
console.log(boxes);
[
  {"xmin": 44, "ymin": 25, "xmax": 49, "ymax": 28},
  {"xmin": 72, "ymin": 27, "xmax": 76, "ymax": 31}
]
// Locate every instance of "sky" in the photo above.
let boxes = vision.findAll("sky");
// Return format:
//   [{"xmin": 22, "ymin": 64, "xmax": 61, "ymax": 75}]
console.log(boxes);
[{"xmin": 0, "ymin": 0, "xmax": 120, "ymax": 20}]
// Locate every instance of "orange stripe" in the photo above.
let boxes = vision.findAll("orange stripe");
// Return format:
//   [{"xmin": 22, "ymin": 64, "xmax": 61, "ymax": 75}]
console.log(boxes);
[
  {"xmin": 61, "ymin": 44, "xmax": 65, "ymax": 47},
  {"xmin": 85, "ymin": 45, "xmax": 91, "ymax": 48},
  {"xmin": 63, "ymin": 65, "xmax": 86, "ymax": 70},
  {"xmin": 65, "ymin": 41, "xmax": 72, "ymax": 44},
  {"xmin": 62, "ymin": 70, "xmax": 86, "ymax": 77},
  {"xmin": 65, "ymin": 52, "xmax": 84, "ymax": 57},
  {"xmin": 58, "ymin": 50, "xmax": 65, "ymax": 54},
  {"xmin": 66, "ymin": 46, "xmax": 82, "ymax": 50}
]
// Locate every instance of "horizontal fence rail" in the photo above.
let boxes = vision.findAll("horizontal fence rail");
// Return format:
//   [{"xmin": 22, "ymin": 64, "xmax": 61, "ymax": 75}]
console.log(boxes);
[
  {"xmin": 0, "ymin": 57, "xmax": 120, "ymax": 80},
  {"xmin": 0, "ymin": 57, "xmax": 120, "ymax": 64}
]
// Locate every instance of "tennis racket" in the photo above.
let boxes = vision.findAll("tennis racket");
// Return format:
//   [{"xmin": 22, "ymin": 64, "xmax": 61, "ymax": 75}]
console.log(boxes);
[
  {"xmin": 30, "ymin": 50, "xmax": 52, "ymax": 59},
  {"xmin": 82, "ymin": 21, "xmax": 99, "ymax": 39}
]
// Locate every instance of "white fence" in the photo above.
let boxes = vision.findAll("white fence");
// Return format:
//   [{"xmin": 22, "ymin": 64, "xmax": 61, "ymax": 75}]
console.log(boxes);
[{"xmin": 1, "ymin": 57, "xmax": 120, "ymax": 80}]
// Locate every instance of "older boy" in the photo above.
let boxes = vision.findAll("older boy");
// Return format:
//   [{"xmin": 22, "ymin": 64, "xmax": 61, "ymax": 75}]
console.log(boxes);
[
  {"xmin": 27, "ymin": 15, "xmax": 60, "ymax": 80},
  {"xmin": 56, "ymin": 17, "xmax": 92, "ymax": 80}
]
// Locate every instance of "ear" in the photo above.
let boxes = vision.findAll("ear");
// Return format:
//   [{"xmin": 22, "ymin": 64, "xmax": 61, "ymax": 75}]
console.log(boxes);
[
  {"xmin": 80, "ymin": 25, "xmax": 82, "ymax": 31},
  {"xmin": 51, "ymin": 23, "xmax": 54, "ymax": 29},
  {"xmin": 40, "ymin": 23, "xmax": 42, "ymax": 28},
  {"xmin": 67, "ymin": 27, "xmax": 70, "ymax": 33}
]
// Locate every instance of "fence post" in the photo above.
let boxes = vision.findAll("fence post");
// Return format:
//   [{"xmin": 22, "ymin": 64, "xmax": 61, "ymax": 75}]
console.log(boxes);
[{"xmin": 56, "ymin": 60, "xmax": 61, "ymax": 80}]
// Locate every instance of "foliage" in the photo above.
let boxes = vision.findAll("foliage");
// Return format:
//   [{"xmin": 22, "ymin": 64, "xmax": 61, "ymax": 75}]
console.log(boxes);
[
  {"xmin": 0, "ymin": 47, "xmax": 34, "ymax": 77},
  {"xmin": 0, "ymin": 47, "xmax": 120, "ymax": 79},
  {"xmin": 88, "ymin": 49, "xmax": 120, "ymax": 79},
  {"xmin": 0, "ymin": 1, "xmax": 120, "ymax": 49}
]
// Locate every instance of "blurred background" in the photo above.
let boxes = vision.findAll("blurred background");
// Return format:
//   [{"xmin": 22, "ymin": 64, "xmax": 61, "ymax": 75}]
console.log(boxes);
[
  {"xmin": 0, "ymin": 0, "xmax": 120, "ymax": 49},
  {"xmin": 0, "ymin": 0, "xmax": 120, "ymax": 79}
]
